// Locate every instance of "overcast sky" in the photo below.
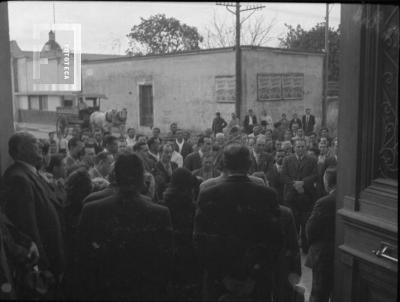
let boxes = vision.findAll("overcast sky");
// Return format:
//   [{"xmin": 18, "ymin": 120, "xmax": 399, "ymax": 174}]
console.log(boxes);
[{"xmin": 8, "ymin": 1, "xmax": 341, "ymax": 55}]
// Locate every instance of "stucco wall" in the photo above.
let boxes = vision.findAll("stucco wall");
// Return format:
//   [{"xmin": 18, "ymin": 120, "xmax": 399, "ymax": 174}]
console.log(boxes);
[
  {"xmin": 83, "ymin": 51, "xmax": 236, "ymax": 133},
  {"xmin": 47, "ymin": 96, "xmax": 62, "ymax": 111},
  {"xmin": 242, "ymin": 49, "xmax": 324, "ymax": 127},
  {"xmin": 82, "ymin": 48, "xmax": 323, "ymax": 133}
]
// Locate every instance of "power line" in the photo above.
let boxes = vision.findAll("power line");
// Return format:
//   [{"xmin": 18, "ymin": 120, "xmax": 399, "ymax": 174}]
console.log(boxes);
[{"xmin": 216, "ymin": 2, "xmax": 265, "ymax": 118}]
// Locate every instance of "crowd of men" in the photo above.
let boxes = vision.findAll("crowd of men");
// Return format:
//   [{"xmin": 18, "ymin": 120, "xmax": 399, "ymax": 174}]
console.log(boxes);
[{"xmin": 0, "ymin": 107, "xmax": 337, "ymax": 301}]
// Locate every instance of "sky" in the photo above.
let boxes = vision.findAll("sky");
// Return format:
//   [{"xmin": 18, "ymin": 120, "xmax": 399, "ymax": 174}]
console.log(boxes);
[{"xmin": 8, "ymin": 1, "xmax": 341, "ymax": 55}]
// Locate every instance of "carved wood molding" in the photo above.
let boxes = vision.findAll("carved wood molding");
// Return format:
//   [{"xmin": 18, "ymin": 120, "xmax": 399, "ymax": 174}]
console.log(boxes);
[
  {"xmin": 338, "ymin": 208, "xmax": 397, "ymax": 236},
  {"xmin": 356, "ymin": 5, "xmax": 399, "ymax": 199}
]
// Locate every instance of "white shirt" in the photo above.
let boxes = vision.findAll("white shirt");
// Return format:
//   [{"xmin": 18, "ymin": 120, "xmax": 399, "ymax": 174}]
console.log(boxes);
[
  {"xmin": 58, "ymin": 138, "xmax": 68, "ymax": 151},
  {"xmin": 171, "ymin": 150, "xmax": 183, "ymax": 168},
  {"xmin": 252, "ymin": 150, "xmax": 260, "ymax": 164},
  {"xmin": 175, "ymin": 139, "xmax": 185, "ymax": 153},
  {"xmin": 275, "ymin": 163, "xmax": 282, "ymax": 173},
  {"xmin": 248, "ymin": 115, "xmax": 254, "ymax": 126},
  {"xmin": 126, "ymin": 136, "xmax": 137, "ymax": 147},
  {"xmin": 318, "ymin": 155, "xmax": 326, "ymax": 164}
]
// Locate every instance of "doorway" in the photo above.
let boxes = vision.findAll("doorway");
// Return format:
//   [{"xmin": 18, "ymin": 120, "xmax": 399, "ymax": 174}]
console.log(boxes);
[{"xmin": 139, "ymin": 84, "xmax": 153, "ymax": 127}]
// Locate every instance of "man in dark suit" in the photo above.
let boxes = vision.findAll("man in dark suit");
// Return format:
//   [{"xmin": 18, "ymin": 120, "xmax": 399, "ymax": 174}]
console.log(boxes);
[
  {"xmin": 2, "ymin": 132, "xmax": 65, "ymax": 296},
  {"xmin": 93, "ymin": 129, "xmax": 104, "ymax": 154},
  {"xmin": 302, "ymin": 108, "xmax": 316, "ymax": 136},
  {"xmin": 193, "ymin": 143, "xmax": 282, "ymax": 300},
  {"xmin": 289, "ymin": 113, "xmax": 302, "ymax": 132},
  {"xmin": 266, "ymin": 149, "xmax": 286, "ymax": 204},
  {"xmin": 249, "ymin": 136, "xmax": 274, "ymax": 175},
  {"xmin": 183, "ymin": 136, "xmax": 212, "ymax": 171},
  {"xmin": 154, "ymin": 144, "xmax": 178, "ymax": 201},
  {"xmin": 76, "ymin": 153, "xmax": 173, "ymax": 300},
  {"xmin": 306, "ymin": 167, "xmax": 337, "ymax": 302},
  {"xmin": 243, "ymin": 109, "xmax": 257, "ymax": 134},
  {"xmin": 281, "ymin": 138, "xmax": 318, "ymax": 254},
  {"xmin": 172, "ymin": 129, "xmax": 193, "ymax": 160},
  {"xmin": 211, "ymin": 112, "xmax": 228, "ymax": 135}
]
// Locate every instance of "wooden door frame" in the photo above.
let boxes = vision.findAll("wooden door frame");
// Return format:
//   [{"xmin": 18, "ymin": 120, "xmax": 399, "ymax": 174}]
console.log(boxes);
[{"xmin": 334, "ymin": 4, "xmax": 398, "ymax": 302}]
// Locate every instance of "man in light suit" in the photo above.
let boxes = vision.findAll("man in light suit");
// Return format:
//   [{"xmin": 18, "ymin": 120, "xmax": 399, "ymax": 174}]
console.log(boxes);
[
  {"xmin": 302, "ymin": 108, "xmax": 316, "ymax": 136},
  {"xmin": 281, "ymin": 139, "xmax": 318, "ymax": 254},
  {"xmin": 249, "ymin": 136, "xmax": 274, "ymax": 176}
]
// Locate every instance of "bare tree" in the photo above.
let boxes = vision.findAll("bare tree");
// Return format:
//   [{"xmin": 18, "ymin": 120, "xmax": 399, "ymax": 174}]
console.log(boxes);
[{"xmin": 202, "ymin": 10, "xmax": 277, "ymax": 48}]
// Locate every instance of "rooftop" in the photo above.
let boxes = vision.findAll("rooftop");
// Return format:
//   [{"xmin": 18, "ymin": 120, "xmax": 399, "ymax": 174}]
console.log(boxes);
[
  {"xmin": 9, "ymin": 40, "xmax": 126, "ymax": 61},
  {"xmin": 83, "ymin": 45, "xmax": 324, "ymax": 64},
  {"xmin": 10, "ymin": 40, "xmax": 324, "ymax": 64}
]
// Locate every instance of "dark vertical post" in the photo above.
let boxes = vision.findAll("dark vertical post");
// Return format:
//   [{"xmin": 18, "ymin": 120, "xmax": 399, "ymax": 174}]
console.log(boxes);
[
  {"xmin": 235, "ymin": 2, "xmax": 241, "ymax": 119},
  {"xmin": 0, "ymin": 2, "xmax": 15, "ymax": 174},
  {"xmin": 322, "ymin": 3, "xmax": 329, "ymax": 127}
]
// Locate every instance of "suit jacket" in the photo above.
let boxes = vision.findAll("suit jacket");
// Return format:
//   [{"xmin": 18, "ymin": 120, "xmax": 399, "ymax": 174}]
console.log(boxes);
[
  {"xmin": 140, "ymin": 153, "xmax": 157, "ymax": 174},
  {"xmin": 2, "ymin": 162, "xmax": 65, "ymax": 275},
  {"xmin": 83, "ymin": 186, "xmax": 116, "ymax": 204},
  {"xmin": 154, "ymin": 161, "xmax": 178, "ymax": 201},
  {"xmin": 183, "ymin": 151, "xmax": 202, "ymax": 172},
  {"xmin": 243, "ymin": 114, "xmax": 257, "ymax": 133},
  {"xmin": 199, "ymin": 174, "xmax": 265, "ymax": 192},
  {"xmin": 305, "ymin": 191, "xmax": 336, "ymax": 269},
  {"xmin": 76, "ymin": 192, "xmax": 173, "ymax": 300},
  {"xmin": 281, "ymin": 154, "xmax": 318, "ymax": 210},
  {"xmin": 302, "ymin": 114, "xmax": 316, "ymax": 135},
  {"xmin": 193, "ymin": 174, "xmax": 282, "ymax": 300},
  {"xmin": 0, "ymin": 211, "xmax": 33, "ymax": 300},
  {"xmin": 212, "ymin": 117, "xmax": 228, "ymax": 134},
  {"xmin": 88, "ymin": 167, "xmax": 103, "ymax": 179},
  {"xmin": 173, "ymin": 140, "xmax": 193, "ymax": 160},
  {"xmin": 289, "ymin": 118, "xmax": 302, "ymax": 130},
  {"xmin": 249, "ymin": 151, "xmax": 274, "ymax": 175},
  {"xmin": 266, "ymin": 164, "xmax": 285, "ymax": 204},
  {"xmin": 94, "ymin": 141, "xmax": 104, "ymax": 154},
  {"xmin": 324, "ymin": 156, "xmax": 337, "ymax": 170}
]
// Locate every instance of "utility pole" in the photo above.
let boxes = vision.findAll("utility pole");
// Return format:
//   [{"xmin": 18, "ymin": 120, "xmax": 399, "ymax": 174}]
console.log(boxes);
[
  {"xmin": 216, "ymin": 2, "xmax": 265, "ymax": 119},
  {"xmin": 322, "ymin": 3, "xmax": 329, "ymax": 127},
  {"xmin": 235, "ymin": 2, "xmax": 241, "ymax": 119}
]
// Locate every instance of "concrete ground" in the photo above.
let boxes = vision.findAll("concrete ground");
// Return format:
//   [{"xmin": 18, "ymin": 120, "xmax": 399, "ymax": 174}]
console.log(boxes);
[{"xmin": 299, "ymin": 252, "xmax": 313, "ymax": 302}]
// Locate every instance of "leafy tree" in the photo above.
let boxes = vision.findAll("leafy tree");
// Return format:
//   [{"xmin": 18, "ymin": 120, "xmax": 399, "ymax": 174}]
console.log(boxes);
[
  {"xmin": 279, "ymin": 23, "xmax": 340, "ymax": 81},
  {"xmin": 126, "ymin": 14, "xmax": 203, "ymax": 56}
]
